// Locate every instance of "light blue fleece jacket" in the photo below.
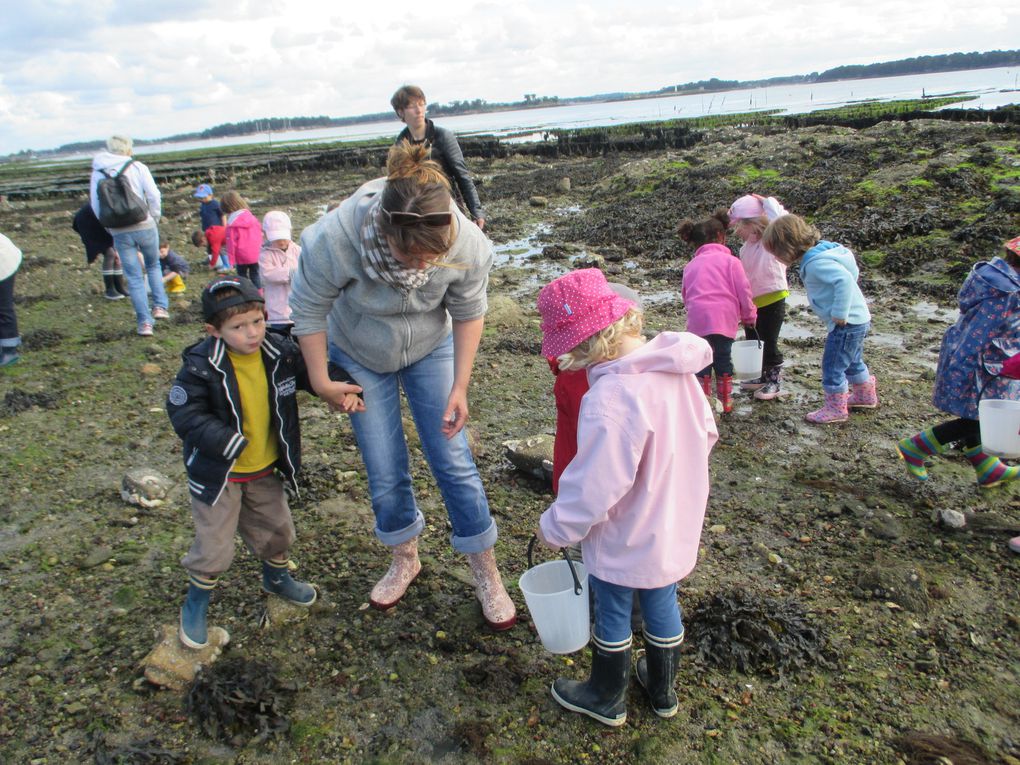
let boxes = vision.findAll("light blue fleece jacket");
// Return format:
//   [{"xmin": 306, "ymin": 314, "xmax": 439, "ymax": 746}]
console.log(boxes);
[{"xmin": 799, "ymin": 241, "xmax": 871, "ymax": 332}]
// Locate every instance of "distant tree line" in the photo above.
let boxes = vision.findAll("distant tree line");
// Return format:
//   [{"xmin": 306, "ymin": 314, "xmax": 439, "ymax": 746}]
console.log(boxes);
[{"xmin": 12, "ymin": 47, "xmax": 1018, "ymax": 158}]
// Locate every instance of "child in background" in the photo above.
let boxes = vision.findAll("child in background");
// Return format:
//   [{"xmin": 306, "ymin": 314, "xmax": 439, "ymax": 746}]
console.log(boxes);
[
  {"xmin": 72, "ymin": 202, "xmax": 127, "ymax": 300},
  {"xmin": 546, "ymin": 281, "xmax": 641, "ymax": 494},
  {"xmin": 221, "ymin": 191, "xmax": 263, "ymax": 288},
  {"xmin": 194, "ymin": 184, "xmax": 229, "ymax": 272},
  {"xmin": 897, "ymin": 236, "xmax": 1019, "ymax": 490},
  {"xmin": 762, "ymin": 215, "xmax": 878, "ymax": 424},
  {"xmin": 729, "ymin": 193, "xmax": 789, "ymax": 399},
  {"xmin": 678, "ymin": 210, "xmax": 757, "ymax": 414},
  {"xmin": 158, "ymin": 239, "xmax": 190, "ymax": 294},
  {"xmin": 0, "ymin": 233, "xmax": 23, "ymax": 367},
  {"xmin": 536, "ymin": 269, "xmax": 718, "ymax": 727},
  {"xmin": 166, "ymin": 276, "xmax": 324, "ymax": 650},
  {"xmin": 259, "ymin": 211, "xmax": 301, "ymax": 334},
  {"xmin": 192, "ymin": 227, "xmax": 228, "ymax": 273}
]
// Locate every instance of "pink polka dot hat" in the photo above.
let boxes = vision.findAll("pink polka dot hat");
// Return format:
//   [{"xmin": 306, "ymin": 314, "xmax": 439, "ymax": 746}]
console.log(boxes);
[{"xmin": 537, "ymin": 268, "xmax": 636, "ymax": 358}]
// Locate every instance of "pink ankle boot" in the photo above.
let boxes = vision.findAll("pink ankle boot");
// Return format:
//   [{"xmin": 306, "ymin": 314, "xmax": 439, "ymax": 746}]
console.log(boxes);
[
  {"xmin": 370, "ymin": 538, "xmax": 421, "ymax": 610},
  {"xmin": 805, "ymin": 391, "xmax": 849, "ymax": 424},
  {"xmin": 847, "ymin": 375, "xmax": 879, "ymax": 409},
  {"xmin": 467, "ymin": 548, "xmax": 517, "ymax": 630}
]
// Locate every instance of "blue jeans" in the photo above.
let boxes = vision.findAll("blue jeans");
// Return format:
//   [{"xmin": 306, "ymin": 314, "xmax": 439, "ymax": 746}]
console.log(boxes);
[
  {"xmin": 589, "ymin": 576, "xmax": 683, "ymax": 643},
  {"xmin": 113, "ymin": 225, "xmax": 167, "ymax": 326},
  {"xmin": 821, "ymin": 322, "xmax": 871, "ymax": 393},
  {"xmin": 329, "ymin": 334, "xmax": 497, "ymax": 553}
]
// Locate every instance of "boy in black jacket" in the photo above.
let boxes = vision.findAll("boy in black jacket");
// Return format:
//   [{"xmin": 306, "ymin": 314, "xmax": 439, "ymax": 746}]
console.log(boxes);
[{"xmin": 166, "ymin": 276, "xmax": 359, "ymax": 649}]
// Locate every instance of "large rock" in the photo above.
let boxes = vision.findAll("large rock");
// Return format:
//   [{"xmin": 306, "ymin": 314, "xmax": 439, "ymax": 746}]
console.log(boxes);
[
  {"xmin": 503, "ymin": 435, "xmax": 554, "ymax": 483},
  {"xmin": 140, "ymin": 623, "xmax": 230, "ymax": 690}
]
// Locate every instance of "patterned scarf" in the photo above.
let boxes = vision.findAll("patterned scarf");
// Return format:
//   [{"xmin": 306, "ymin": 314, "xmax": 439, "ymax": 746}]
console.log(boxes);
[{"xmin": 359, "ymin": 198, "xmax": 436, "ymax": 292}]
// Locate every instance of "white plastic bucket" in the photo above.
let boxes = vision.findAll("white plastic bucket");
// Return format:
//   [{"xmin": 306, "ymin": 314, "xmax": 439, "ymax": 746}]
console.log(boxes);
[
  {"xmin": 519, "ymin": 559, "xmax": 589, "ymax": 654},
  {"xmin": 731, "ymin": 340, "xmax": 764, "ymax": 380},
  {"xmin": 979, "ymin": 399, "xmax": 1020, "ymax": 458}
]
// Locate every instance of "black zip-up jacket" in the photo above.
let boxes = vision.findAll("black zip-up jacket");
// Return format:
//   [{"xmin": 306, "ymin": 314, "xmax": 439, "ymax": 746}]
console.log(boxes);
[
  {"xmin": 396, "ymin": 119, "xmax": 484, "ymax": 221},
  {"xmin": 166, "ymin": 332, "xmax": 312, "ymax": 505}
]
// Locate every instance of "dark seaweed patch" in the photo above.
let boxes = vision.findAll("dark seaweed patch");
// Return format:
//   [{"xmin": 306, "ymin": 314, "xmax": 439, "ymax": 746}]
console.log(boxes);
[
  {"xmin": 686, "ymin": 587, "xmax": 832, "ymax": 676},
  {"xmin": 1, "ymin": 388, "xmax": 62, "ymax": 416},
  {"xmin": 185, "ymin": 657, "xmax": 291, "ymax": 745}
]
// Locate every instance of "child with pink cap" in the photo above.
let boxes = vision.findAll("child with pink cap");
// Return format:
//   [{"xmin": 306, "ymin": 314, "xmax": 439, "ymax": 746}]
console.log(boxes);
[
  {"xmin": 728, "ymin": 193, "xmax": 790, "ymax": 399},
  {"xmin": 534, "ymin": 268, "xmax": 718, "ymax": 727}
]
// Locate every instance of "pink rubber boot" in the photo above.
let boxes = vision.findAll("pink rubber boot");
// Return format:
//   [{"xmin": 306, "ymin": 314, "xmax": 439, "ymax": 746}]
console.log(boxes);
[
  {"xmin": 369, "ymin": 538, "xmax": 421, "ymax": 610},
  {"xmin": 467, "ymin": 548, "xmax": 517, "ymax": 631},
  {"xmin": 805, "ymin": 391, "xmax": 849, "ymax": 424},
  {"xmin": 847, "ymin": 375, "xmax": 879, "ymax": 409}
]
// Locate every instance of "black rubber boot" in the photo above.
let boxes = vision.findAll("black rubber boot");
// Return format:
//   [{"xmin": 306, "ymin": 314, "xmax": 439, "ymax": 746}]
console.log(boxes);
[
  {"xmin": 635, "ymin": 630, "xmax": 684, "ymax": 718},
  {"xmin": 113, "ymin": 271, "xmax": 130, "ymax": 297},
  {"xmin": 551, "ymin": 636, "xmax": 631, "ymax": 726},
  {"xmin": 102, "ymin": 273, "xmax": 124, "ymax": 300}
]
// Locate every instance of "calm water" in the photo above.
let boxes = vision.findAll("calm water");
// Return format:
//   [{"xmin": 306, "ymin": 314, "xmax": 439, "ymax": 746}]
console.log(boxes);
[{"xmin": 122, "ymin": 66, "xmax": 1018, "ymax": 159}]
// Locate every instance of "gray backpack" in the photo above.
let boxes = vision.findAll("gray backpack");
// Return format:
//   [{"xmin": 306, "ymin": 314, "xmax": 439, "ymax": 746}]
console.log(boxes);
[{"xmin": 96, "ymin": 159, "xmax": 148, "ymax": 228}]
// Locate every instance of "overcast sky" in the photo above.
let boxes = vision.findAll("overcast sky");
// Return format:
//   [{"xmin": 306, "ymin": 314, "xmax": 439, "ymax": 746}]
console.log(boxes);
[{"xmin": 1, "ymin": 0, "xmax": 1018, "ymax": 155}]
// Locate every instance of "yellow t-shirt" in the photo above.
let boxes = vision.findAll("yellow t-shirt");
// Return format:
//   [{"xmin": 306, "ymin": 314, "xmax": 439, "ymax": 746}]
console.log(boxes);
[{"xmin": 227, "ymin": 349, "xmax": 278, "ymax": 476}]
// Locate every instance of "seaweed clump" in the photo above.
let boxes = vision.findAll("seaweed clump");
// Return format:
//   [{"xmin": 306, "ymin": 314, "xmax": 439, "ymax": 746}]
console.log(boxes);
[
  {"xmin": 90, "ymin": 732, "xmax": 182, "ymax": 764},
  {"xmin": 185, "ymin": 657, "xmax": 291, "ymax": 745},
  {"xmin": 686, "ymin": 587, "xmax": 832, "ymax": 676}
]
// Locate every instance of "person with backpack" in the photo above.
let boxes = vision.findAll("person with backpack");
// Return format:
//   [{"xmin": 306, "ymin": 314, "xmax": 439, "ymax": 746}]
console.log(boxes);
[{"xmin": 89, "ymin": 135, "xmax": 168, "ymax": 337}]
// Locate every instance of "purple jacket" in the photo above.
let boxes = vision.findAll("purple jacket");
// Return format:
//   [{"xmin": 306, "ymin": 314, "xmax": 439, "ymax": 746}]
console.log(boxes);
[
  {"xmin": 682, "ymin": 243, "xmax": 757, "ymax": 338},
  {"xmin": 539, "ymin": 332, "xmax": 718, "ymax": 589}
]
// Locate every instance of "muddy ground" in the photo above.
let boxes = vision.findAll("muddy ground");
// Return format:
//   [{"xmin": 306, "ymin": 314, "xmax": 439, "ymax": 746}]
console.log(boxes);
[{"xmin": 1, "ymin": 117, "xmax": 1019, "ymax": 764}]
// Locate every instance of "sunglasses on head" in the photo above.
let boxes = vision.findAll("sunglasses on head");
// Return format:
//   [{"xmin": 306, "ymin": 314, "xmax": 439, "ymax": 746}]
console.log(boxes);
[{"xmin": 383, "ymin": 208, "xmax": 452, "ymax": 228}]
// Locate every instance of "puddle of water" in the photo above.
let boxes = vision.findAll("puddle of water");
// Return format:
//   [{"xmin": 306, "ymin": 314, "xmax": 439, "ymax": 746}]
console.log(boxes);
[
  {"xmin": 780, "ymin": 321, "xmax": 814, "ymax": 340},
  {"xmin": 908, "ymin": 301, "xmax": 959, "ymax": 323}
]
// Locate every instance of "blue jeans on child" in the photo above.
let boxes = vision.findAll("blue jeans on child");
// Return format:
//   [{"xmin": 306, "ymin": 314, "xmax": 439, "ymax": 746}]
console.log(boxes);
[
  {"xmin": 822, "ymin": 321, "xmax": 871, "ymax": 393},
  {"xmin": 696, "ymin": 334, "xmax": 734, "ymax": 377},
  {"xmin": 328, "ymin": 334, "xmax": 497, "ymax": 553},
  {"xmin": 589, "ymin": 576, "xmax": 683, "ymax": 644},
  {"xmin": 113, "ymin": 225, "xmax": 167, "ymax": 327}
]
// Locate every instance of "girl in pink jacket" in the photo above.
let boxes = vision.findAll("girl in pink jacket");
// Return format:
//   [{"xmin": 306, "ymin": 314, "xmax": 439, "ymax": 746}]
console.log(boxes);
[
  {"xmin": 536, "ymin": 268, "xmax": 718, "ymax": 727},
  {"xmin": 729, "ymin": 193, "xmax": 789, "ymax": 399},
  {"xmin": 679, "ymin": 210, "xmax": 757, "ymax": 413},
  {"xmin": 259, "ymin": 211, "xmax": 301, "ymax": 333},
  {"xmin": 221, "ymin": 191, "xmax": 263, "ymax": 288}
]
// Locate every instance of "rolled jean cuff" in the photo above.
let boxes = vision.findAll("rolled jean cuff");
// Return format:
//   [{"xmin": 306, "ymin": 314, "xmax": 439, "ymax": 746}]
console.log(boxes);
[
  {"xmin": 375, "ymin": 509, "xmax": 426, "ymax": 547},
  {"xmin": 847, "ymin": 370, "xmax": 872, "ymax": 386},
  {"xmin": 450, "ymin": 518, "xmax": 497, "ymax": 554},
  {"xmin": 822, "ymin": 383, "xmax": 849, "ymax": 394},
  {"xmin": 0, "ymin": 336, "xmax": 21, "ymax": 349}
]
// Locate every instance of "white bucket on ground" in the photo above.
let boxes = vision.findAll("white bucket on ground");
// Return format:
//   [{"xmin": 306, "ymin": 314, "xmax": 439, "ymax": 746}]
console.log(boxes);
[
  {"xmin": 519, "ymin": 559, "xmax": 589, "ymax": 654},
  {"xmin": 979, "ymin": 399, "xmax": 1020, "ymax": 458},
  {"xmin": 732, "ymin": 340, "xmax": 764, "ymax": 380}
]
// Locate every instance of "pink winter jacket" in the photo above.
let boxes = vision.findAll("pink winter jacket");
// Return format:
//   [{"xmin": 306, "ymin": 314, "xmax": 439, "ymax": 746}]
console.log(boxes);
[
  {"xmin": 259, "ymin": 241, "xmax": 301, "ymax": 323},
  {"xmin": 682, "ymin": 243, "xmax": 757, "ymax": 338},
  {"xmin": 225, "ymin": 209, "xmax": 262, "ymax": 266},
  {"xmin": 738, "ymin": 196, "xmax": 788, "ymax": 300},
  {"xmin": 539, "ymin": 332, "xmax": 718, "ymax": 589}
]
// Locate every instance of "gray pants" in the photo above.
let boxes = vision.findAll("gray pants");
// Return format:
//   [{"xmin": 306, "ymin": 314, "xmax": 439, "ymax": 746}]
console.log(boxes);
[{"xmin": 181, "ymin": 474, "xmax": 296, "ymax": 577}]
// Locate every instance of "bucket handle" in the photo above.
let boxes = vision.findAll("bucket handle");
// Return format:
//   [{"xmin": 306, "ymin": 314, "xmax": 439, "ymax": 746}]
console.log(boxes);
[
  {"xmin": 528, "ymin": 534, "xmax": 584, "ymax": 595},
  {"xmin": 744, "ymin": 325, "xmax": 762, "ymax": 347}
]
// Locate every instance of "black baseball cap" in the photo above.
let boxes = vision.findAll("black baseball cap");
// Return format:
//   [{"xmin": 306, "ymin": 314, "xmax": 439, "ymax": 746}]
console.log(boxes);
[{"xmin": 201, "ymin": 275, "xmax": 264, "ymax": 322}]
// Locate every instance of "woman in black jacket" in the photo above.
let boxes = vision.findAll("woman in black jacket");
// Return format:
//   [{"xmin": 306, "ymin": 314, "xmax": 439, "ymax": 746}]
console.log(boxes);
[{"xmin": 391, "ymin": 84, "xmax": 485, "ymax": 230}]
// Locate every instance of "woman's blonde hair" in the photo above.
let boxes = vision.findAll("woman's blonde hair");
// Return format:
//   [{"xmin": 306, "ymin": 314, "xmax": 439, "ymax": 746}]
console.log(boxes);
[
  {"xmin": 220, "ymin": 191, "xmax": 249, "ymax": 215},
  {"xmin": 556, "ymin": 307, "xmax": 644, "ymax": 371},
  {"xmin": 761, "ymin": 214, "xmax": 821, "ymax": 266},
  {"xmin": 106, "ymin": 135, "xmax": 133, "ymax": 155},
  {"xmin": 381, "ymin": 140, "xmax": 454, "ymax": 257}
]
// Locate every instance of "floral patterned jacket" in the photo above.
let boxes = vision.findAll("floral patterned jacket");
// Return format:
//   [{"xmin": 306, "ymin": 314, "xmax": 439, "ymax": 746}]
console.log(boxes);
[{"xmin": 932, "ymin": 257, "xmax": 1020, "ymax": 419}]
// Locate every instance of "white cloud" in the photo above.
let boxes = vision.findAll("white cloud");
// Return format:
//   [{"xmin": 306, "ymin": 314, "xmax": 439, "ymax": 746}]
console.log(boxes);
[{"xmin": 0, "ymin": 0, "xmax": 1018, "ymax": 154}]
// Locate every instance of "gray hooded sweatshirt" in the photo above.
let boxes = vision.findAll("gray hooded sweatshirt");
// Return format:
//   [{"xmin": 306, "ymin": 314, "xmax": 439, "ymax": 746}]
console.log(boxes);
[{"xmin": 289, "ymin": 178, "xmax": 492, "ymax": 373}]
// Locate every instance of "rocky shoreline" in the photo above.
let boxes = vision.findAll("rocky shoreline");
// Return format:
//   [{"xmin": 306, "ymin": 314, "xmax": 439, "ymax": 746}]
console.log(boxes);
[{"xmin": 0, "ymin": 114, "xmax": 1018, "ymax": 763}]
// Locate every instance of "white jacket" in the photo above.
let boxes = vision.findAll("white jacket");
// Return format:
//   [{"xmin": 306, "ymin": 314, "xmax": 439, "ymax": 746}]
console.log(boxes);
[{"xmin": 89, "ymin": 150, "xmax": 161, "ymax": 233}]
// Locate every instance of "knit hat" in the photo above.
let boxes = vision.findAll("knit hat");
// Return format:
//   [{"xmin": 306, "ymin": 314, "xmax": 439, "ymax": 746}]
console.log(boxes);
[
  {"xmin": 538, "ymin": 269, "xmax": 636, "ymax": 358},
  {"xmin": 194, "ymin": 183, "xmax": 213, "ymax": 198},
  {"xmin": 1005, "ymin": 235, "xmax": 1020, "ymax": 256},
  {"xmin": 262, "ymin": 210, "xmax": 292, "ymax": 242},
  {"xmin": 728, "ymin": 194, "xmax": 764, "ymax": 224},
  {"xmin": 0, "ymin": 233, "xmax": 22, "ymax": 282},
  {"xmin": 201, "ymin": 275, "xmax": 264, "ymax": 322}
]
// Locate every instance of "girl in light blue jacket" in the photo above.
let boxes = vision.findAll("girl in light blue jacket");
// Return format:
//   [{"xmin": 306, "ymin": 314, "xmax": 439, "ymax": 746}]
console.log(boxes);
[{"xmin": 763, "ymin": 215, "xmax": 878, "ymax": 424}]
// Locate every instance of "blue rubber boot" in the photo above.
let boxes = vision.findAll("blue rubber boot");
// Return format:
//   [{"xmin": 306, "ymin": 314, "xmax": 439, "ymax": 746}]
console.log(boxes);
[
  {"xmin": 262, "ymin": 559, "xmax": 317, "ymax": 606},
  {"xmin": 179, "ymin": 575, "xmax": 216, "ymax": 649}
]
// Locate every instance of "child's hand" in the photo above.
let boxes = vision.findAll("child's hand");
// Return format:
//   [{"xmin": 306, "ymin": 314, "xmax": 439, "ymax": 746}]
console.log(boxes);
[
  {"xmin": 833, "ymin": 318, "xmax": 847, "ymax": 327},
  {"xmin": 342, "ymin": 392, "xmax": 366, "ymax": 413}
]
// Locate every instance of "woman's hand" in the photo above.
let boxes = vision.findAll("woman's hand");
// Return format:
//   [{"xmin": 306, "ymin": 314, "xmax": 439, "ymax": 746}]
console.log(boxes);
[
  {"xmin": 441, "ymin": 386, "xmax": 468, "ymax": 438},
  {"xmin": 316, "ymin": 380, "xmax": 365, "ymax": 413}
]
